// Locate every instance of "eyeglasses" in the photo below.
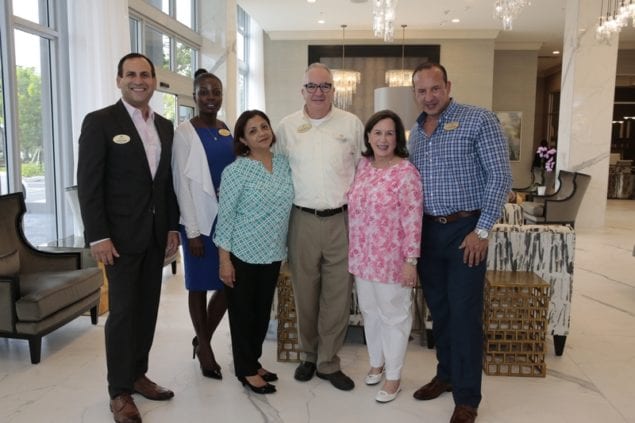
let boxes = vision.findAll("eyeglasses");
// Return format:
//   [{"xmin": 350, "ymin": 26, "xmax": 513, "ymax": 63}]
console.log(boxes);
[{"xmin": 303, "ymin": 82, "xmax": 333, "ymax": 93}]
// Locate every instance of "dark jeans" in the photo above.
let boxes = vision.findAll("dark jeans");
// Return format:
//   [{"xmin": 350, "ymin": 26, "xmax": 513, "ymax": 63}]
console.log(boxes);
[
  {"xmin": 225, "ymin": 255, "xmax": 280, "ymax": 378},
  {"xmin": 418, "ymin": 215, "xmax": 485, "ymax": 408}
]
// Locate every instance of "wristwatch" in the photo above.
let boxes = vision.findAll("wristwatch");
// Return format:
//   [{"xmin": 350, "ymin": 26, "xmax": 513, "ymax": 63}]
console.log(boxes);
[
  {"xmin": 405, "ymin": 257, "xmax": 418, "ymax": 266},
  {"xmin": 474, "ymin": 228, "xmax": 489, "ymax": 240}
]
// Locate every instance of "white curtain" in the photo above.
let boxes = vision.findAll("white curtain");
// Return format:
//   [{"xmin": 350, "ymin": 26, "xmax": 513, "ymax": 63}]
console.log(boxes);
[{"xmin": 67, "ymin": 0, "xmax": 130, "ymax": 179}]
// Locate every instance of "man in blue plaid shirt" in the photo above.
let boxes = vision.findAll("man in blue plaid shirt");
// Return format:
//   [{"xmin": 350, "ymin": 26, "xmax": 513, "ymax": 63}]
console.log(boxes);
[{"xmin": 408, "ymin": 62, "xmax": 512, "ymax": 423}]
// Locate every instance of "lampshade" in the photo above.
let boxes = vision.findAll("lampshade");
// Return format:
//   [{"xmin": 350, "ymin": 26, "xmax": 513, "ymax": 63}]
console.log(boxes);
[{"xmin": 374, "ymin": 86, "xmax": 419, "ymax": 133}]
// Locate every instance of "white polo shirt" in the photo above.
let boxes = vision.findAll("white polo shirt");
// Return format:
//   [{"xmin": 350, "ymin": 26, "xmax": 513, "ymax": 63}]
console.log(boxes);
[{"xmin": 275, "ymin": 106, "xmax": 364, "ymax": 210}]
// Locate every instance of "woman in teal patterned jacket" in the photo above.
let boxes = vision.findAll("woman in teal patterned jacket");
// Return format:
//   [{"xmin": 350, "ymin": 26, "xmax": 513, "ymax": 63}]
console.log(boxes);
[{"xmin": 213, "ymin": 109, "xmax": 294, "ymax": 394}]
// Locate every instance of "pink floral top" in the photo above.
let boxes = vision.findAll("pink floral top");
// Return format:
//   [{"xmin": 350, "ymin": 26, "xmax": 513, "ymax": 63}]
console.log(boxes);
[{"xmin": 348, "ymin": 158, "xmax": 423, "ymax": 284}]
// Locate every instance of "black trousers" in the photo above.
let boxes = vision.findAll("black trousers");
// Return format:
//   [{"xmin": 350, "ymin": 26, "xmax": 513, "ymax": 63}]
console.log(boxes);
[
  {"xmin": 225, "ymin": 255, "xmax": 280, "ymax": 378},
  {"xmin": 104, "ymin": 241, "xmax": 164, "ymax": 399},
  {"xmin": 418, "ymin": 215, "xmax": 485, "ymax": 408}
]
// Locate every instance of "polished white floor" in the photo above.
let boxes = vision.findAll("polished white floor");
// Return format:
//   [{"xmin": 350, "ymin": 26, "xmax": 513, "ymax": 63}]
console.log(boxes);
[{"xmin": 1, "ymin": 200, "xmax": 634, "ymax": 423}]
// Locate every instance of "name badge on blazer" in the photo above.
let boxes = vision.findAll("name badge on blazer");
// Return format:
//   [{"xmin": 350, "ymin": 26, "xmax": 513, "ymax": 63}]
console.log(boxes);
[{"xmin": 113, "ymin": 134, "xmax": 131, "ymax": 144}]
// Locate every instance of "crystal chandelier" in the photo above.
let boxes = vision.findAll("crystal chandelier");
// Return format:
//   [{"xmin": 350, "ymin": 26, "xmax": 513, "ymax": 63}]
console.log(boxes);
[
  {"xmin": 385, "ymin": 25, "xmax": 412, "ymax": 87},
  {"xmin": 596, "ymin": 0, "xmax": 635, "ymax": 44},
  {"xmin": 493, "ymin": 0, "xmax": 530, "ymax": 31},
  {"xmin": 373, "ymin": 0, "xmax": 398, "ymax": 42},
  {"xmin": 332, "ymin": 25, "xmax": 361, "ymax": 110}
]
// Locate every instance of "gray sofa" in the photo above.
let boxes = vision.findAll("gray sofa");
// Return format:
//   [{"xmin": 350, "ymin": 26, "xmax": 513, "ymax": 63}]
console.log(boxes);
[{"xmin": 0, "ymin": 192, "xmax": 103, "ymax": 364}]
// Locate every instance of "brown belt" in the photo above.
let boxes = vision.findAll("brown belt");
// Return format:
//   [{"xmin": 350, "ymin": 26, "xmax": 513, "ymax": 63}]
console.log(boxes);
[{"xmin": 423, "ymin": 210, "xmax": 480, "ymax": 224}]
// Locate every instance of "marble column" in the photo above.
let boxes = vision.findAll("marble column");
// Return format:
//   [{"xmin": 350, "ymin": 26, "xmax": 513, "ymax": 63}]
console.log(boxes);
[{"xmin": 558, "ymin": 0, "xmax": 618, "ymax": 228}]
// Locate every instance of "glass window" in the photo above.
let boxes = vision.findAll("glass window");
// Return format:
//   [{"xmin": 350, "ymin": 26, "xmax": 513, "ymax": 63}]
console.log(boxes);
[
  {"xmin": 238, "ymin": 72, "xmax": 246, "ymax": 113},
  {"xmin": 12, "ymin": 0, "xmax": 49, "ymax": 26},
  {"xmin": 175, "ymin": 40, "xmax": 195, "ymax": 77},
  {"xmin": 14, "ymin": 29, "xmax": 56, "ymax": 245},
  {"xmin": 129, "ymin": 17, "xmax": 140, "ymax": 52},
  {"xmin": 176, "ymin": 0, "xmax": 194, "ymax": 29},
  {"xmin": 145, "ymin": 26, "xmax": 170, "ymax": 71},
  {"xmin": 236, "ymin": 6, "xmax": 249, "ymax": 114},
  {"xmin": 147, "ymin": 0, "xmax": 170, "ymax": 15},
  {"xmin": 178, "ymin": 105, "xmax": 194, "ymax": 125},
  {"xmin": 0, "ymin": 54, "xmax": 6, "ymax": 195},
  {"xmin": 145, "ymin": 0, "xmax": 195, "ymax": 30},
  {"xmin": 236, "ymin": 31, "xmax": 245, "ymax": 63},
  {"xmin": 151, "ymin": 92, "xmax": 177, "ymax": 125}
]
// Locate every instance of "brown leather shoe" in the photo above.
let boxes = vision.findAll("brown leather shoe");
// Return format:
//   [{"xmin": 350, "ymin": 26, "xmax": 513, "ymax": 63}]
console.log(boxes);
[
  {"xmin": 110, "ymin": 393, "xmax": 141, "ymax": 423},
  {"xmin": 133, "ymin": 375, "xmax": 174, "ymax": 401},
  {"xmin": 412, "ymin": 376, "xmax": 452, "ymax": 400},
  {"xmin": 450, "ymin": 404, "xmax": 478, "ymax": 423}
]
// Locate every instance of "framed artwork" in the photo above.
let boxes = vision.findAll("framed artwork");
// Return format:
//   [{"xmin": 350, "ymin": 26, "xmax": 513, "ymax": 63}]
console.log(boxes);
[{"xmin": 496, "ymin": 111, "xmax": 522, "ymax": 162}]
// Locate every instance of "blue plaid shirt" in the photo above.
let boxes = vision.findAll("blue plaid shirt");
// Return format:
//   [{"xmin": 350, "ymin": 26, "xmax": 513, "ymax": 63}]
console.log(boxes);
[{"xmin": 409, "ymin": 100, "xmax": 512, "ymax": 231}]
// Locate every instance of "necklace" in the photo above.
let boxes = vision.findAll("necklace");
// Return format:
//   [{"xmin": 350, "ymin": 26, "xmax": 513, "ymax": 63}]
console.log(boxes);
[
  {"xmin": 203, "ymin": 126, "xmax": 219, "ymax": 141},
  {"xmin": 195, "ymin": 116, "xmax": 221, "ymax": 141}
]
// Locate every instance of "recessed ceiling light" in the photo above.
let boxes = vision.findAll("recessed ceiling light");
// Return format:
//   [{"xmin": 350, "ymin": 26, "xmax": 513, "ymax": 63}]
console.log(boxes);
[
  {"xmin": 307, "ymin": 0, "xmax": 317, "ymax": 3},
  {"xmin": 318, "ymin": 19, "xmax": 325, "ymax": 24},
  {"xmin": 451, "ymin": 18, "xmax": 460, "ymax": 23},
  {"xmin": 552, "ymin": 50, "xmax": 560, "ymax": 55}
]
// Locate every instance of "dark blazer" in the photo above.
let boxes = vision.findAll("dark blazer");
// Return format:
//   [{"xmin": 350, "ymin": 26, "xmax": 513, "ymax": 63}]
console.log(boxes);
[{"xmin": 77, "ymin": 100, "xmax": 179, "ymax": 254}]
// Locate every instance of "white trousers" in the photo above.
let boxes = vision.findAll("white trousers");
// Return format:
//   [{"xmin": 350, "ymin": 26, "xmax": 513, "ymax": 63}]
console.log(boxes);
[{"xmin": 355, "ymin": 277, "xmax": 413, "ymax": 381}]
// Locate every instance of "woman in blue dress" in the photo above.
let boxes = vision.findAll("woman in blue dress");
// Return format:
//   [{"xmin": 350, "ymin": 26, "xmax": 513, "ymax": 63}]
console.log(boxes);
[{"xmin": 172, "ymin": 70, "xmax": 233, "ymax": 379}]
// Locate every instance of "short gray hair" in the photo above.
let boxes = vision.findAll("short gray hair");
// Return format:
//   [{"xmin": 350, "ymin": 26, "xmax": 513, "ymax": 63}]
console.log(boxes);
[{"xmin": 304, "ymin": 62, "xmax": 333, "ymax": 84}]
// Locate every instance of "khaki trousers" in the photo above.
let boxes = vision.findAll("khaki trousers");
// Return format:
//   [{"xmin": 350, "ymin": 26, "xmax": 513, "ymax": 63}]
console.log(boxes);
[{"xmin": 288, "ymin": 207, "xmax": 352, "ymax": 374}]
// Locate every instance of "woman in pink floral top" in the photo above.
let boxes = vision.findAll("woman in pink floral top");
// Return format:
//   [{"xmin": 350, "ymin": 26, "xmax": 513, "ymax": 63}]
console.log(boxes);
[{"xmin": 348, "ymin": 109, "xmax": 423, "ymax": 403}]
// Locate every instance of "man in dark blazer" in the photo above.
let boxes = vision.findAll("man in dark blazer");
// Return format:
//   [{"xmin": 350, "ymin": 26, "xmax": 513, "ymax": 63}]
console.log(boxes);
[{"xmin": 77, "ymin": 53, "xmax": 180, "ymax": 423}]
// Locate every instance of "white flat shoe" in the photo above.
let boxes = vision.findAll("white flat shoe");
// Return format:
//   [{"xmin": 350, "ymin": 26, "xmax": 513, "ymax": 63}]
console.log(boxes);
[
  {"xmin": 375, "ymin": 387, "xmax": 401, "ymax": 403},
  {"xmin": 364, "ymin": 371, "xmax": 384, "ymax": 385}
]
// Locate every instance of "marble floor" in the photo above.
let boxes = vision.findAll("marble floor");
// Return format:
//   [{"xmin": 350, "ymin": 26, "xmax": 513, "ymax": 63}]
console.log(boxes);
[{"xmin": 1, "ymin": 200, "xmax": 634, "ymax": 423}]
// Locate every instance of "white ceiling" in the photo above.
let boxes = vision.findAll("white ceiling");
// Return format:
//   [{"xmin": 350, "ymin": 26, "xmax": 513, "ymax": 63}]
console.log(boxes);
[{"xmin": 237, "ymin": 0, "xmax": 635, "ymax": 71}]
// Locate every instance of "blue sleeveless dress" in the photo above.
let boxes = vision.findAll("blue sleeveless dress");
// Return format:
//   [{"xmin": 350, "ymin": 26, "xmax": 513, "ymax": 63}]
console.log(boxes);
[{"xmin": 179, "ymin": 126, "xmax": 234, "ymax": 291}]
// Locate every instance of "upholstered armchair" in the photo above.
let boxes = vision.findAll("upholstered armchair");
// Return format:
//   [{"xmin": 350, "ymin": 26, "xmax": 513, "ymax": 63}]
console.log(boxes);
[
  {"xmin": 521, "ymin": 170, "xmax": 591, "ymax": 227},
  {"xmin": 0, "ymin": 192, "xmax": 103, "ymax": 363}
]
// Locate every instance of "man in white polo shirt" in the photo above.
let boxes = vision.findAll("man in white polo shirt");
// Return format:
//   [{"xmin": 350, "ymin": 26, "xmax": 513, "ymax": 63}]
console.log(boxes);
[{"xmin": 275, "ymin": 62, "xmax": 364, "ymax": 391}]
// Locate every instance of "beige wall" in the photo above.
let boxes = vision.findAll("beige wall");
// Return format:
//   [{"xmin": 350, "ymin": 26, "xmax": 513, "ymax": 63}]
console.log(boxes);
[
  {"xmin": 263, "ymin": 38, "xmax": 310, "ymax": 127},
  {"xmin": 263, "ymin": 36, "xmax": 541, "ymax": 192},
  {"xmin": 493, "ymin": 50, "xmax": 539, "ymax": 189},
  {"xmin": 440, "ymin": 40, "xmax": 496, "ymax": 109},
  {"xmin": 263, "ymin": 36, "xmax": 497, "ymax": 129}
]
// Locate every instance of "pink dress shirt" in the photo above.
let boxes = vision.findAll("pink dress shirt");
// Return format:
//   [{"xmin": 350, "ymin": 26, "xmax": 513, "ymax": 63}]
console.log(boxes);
[{"xmin": 348, "ymin": 157, "xmax": 423, "ymax": 284}]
